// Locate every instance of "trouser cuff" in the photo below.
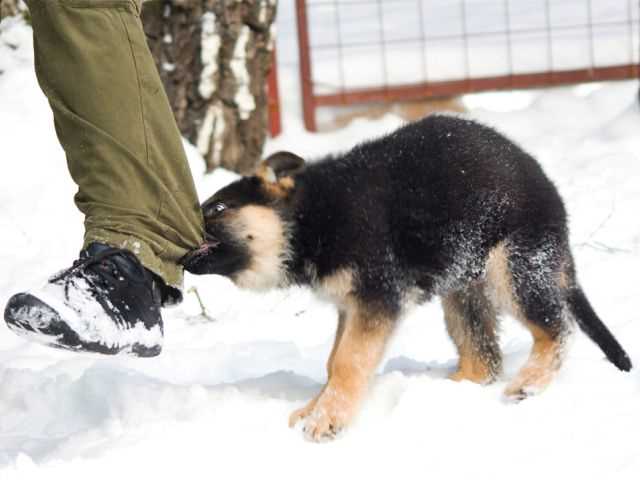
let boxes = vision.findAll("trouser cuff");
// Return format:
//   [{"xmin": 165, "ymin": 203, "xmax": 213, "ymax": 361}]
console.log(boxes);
[{"xmin": 84, "ymin": 229, "xmax": 184, "ymax": 306}]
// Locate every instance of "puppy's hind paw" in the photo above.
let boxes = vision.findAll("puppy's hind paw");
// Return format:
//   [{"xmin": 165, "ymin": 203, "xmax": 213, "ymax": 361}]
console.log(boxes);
[{"xmin": 503, "ymin": 381, "xmax": 544, "ymax": 403}]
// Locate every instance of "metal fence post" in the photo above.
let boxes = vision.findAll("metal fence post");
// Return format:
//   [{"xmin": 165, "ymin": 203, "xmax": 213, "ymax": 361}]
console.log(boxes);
[{"xmin": 295, "ymin": 0, "xmax": 317, "ymax": 131}]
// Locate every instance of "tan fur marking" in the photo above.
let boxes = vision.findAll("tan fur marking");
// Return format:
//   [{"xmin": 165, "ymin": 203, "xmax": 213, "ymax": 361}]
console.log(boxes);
[
  {"xmin": 320, "ymin": 268, "xmax": 355, "ymax": 304},
  {"xmin": 327, "ymin": 311, "xmax": 347, "ymax": 374},
  {"xmin": 229, "ymin": 205, "xmax": 289, "ymax": 290},
  {"xmin": 288, "ymin": 311, "xmax": 346, "ymax": 429},
  {"xmin": 255, "ymin": 165, "xmax": 296, "ymax": 199},
  {"xmin": 485, "ymin": 242, "xmax": 521, "ymax": 317},
  {"xmin": 486, "ymin": 242, "xmax": 569, "ymax": 313},
  {"xmin": 450, "ymin": 354, "xmax": 494, "ymax": 384},
  {"xmin": 443, "ymin": 294, "xmax": 495, "ymax": 384},
  {"xmin": 289, "ymin": 303, "xmax": 393, "ymax": 440},
  {"xmin": 504, "ymin": 323, "xmax": 564, "ymax": 399},
  {"xmin": 288, "ymin": 394, "xmax": 323, "ymax": 429},
  {"xmin": 279, "ymin": 176, "xmax": 295, "ymax": 190},
  {"xmin": 255, "ymin": 164, "xmax": 275, "ymax": 182},
  {"xmin": 558, "ymin": 269, "xmax": 569, "ymax": 289},
  {"xmin": 484, "ymin": 244, "xmax": 566, "ymax": 399}
]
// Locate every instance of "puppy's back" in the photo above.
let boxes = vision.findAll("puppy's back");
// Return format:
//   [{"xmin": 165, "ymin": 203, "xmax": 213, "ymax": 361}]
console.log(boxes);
[{"xmin": 299, "ymin": 114, "xmax": 566, "ymax": 243}]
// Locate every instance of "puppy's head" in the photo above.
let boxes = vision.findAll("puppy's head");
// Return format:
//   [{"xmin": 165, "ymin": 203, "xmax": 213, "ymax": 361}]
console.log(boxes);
[{"xmin": 182, "ymin": 151, "xmax": 305, "ymax": 290}]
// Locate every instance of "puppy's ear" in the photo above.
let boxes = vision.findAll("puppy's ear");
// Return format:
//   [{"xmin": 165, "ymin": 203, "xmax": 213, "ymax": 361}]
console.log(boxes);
[{"xmin": 262, "ymin": 151, "xmax": 305, "ymax": 181}]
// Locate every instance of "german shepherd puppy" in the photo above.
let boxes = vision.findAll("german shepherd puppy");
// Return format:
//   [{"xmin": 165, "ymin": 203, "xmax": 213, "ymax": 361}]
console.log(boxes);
[{"xmin": 182, "ymin": 115, "xmax": 632, "ymax": 441}]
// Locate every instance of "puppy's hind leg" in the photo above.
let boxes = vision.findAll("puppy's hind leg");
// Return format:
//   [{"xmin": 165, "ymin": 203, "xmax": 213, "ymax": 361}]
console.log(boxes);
[
  {"xmin": 444, "ymin": 283, "xmax": 502, "ymax": 384},
  {"xmin": 501, "ymin": 236, "xmax": 574, "ymax": 401}
]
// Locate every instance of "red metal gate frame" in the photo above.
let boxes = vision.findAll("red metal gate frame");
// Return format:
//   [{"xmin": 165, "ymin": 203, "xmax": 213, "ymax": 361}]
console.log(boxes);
[
  {"xmin": 267, "ymin": 50, "xmax": 282, "ymax": 137},
  {"xmin": 295, "ymin": 0, "xmax": 640, "ymax": 132}
]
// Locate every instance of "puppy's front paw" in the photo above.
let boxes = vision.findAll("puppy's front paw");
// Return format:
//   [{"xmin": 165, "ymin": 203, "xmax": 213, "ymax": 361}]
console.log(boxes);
[
  {"xmin": 288, "ymin": 397, "xmax": 318, "ymax": 428},
  {"xmin": 289, "ymin": 387, "xmax": 356, "ymax": 442},
  {"xmin": 301, "ymin": 401, "xmax": 346, "ymax": 442}
]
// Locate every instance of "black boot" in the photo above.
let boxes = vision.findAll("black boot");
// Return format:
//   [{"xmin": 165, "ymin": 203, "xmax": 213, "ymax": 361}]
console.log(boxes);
[{"xmin": 4, "ymin": 243, "xmax": 165, "ymax": 357}]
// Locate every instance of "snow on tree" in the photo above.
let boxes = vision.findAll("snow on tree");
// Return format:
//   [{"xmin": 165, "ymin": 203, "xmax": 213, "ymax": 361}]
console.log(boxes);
[{"xmin": 0, "ymin": 0, "xmax": 26, "ymax": 21}]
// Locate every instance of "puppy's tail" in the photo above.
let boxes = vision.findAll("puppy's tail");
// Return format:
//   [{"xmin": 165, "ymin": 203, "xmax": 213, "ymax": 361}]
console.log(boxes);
[{"xmin": 567, "ymin": 286, "xmax": 632, "ymax": 371}]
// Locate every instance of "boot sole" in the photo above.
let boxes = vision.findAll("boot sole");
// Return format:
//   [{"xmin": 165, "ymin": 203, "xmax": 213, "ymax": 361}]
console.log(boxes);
[{"xmin": 4, "ymin": 293, "xmax": 161, "ymax": 358}]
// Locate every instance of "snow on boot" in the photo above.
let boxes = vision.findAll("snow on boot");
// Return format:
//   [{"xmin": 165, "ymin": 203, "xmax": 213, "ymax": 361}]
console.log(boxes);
[{"xmin": 4, "ymin": 243, "xmax": 165, "ymax": 357}]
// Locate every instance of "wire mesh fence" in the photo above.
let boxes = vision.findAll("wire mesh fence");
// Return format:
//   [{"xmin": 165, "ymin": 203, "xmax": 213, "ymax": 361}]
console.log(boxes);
[{"xmin": 296, "ymin": 0, "xmax": 640, "ymax": 130}]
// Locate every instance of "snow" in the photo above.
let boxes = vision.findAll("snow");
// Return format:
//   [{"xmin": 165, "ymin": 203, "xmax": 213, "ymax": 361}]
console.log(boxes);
[
  {"xmin": 195, "ymin": 102, "xmax": 225, "ymax": 161},
  {"xmin": 198, "ymin": 11, "xmax": 220, "ymax": 100},
  {"xmin": 1, "ymin": 5, "xmax": 640, "ymax": 480},
  {"xmin": 230, "ymin": 25, "xmax": 255, "ymax": 120}
]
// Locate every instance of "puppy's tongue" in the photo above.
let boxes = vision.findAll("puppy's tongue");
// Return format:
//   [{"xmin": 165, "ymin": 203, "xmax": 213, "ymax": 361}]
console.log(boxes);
[
  {"xmin": 180, "ymin": 239, "xmax": 219, "ymax": 267},
  {"xmin": 195, "ymin": 240, "xmax": 219, "ymax": 254}
]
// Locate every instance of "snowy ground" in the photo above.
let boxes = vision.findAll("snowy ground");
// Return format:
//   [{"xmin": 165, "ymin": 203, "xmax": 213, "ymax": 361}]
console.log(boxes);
[{"xmin": 2, "ymin": 7, "xmax": 640, "ymax": 480}]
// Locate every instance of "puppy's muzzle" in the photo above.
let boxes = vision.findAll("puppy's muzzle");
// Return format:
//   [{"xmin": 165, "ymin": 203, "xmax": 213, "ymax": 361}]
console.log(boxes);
[{"xmin": 180, "ymin": 238, "xmax": 220, "ymax": 274}]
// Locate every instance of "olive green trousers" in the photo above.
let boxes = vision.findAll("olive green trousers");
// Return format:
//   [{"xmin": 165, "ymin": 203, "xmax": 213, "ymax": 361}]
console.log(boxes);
[{"xmin": 27, "ymin": 0, "xmax": 204, "ymax": 291}]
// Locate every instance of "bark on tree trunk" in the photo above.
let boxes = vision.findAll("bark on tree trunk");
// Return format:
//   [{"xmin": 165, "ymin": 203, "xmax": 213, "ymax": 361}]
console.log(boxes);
[
  {"xmin": 1, "ymin": 0, "xmax": 21, "ymax": 21},
  {"xmin": 142, "ymin": 0, "xmax": 277, "ymax": 174}
]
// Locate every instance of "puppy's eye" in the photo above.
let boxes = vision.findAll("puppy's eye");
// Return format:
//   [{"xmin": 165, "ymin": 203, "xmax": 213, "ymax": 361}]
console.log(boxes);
[{"xmin": 205, "ymin": 201, "xmax": 227, "ymax": 217}]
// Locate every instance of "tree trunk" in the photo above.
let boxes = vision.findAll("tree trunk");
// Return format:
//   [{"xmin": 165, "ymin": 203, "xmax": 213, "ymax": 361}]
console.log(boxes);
[
  {"xmin": 1, "ymin": 0, "xmax": 21, "ymax": 20},
  {"xmin": 142, "ymin": 0, "xmax": 277, "ymax": 174}
]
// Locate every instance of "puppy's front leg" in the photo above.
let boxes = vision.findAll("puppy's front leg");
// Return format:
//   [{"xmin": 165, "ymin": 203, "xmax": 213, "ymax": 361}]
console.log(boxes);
[
  {"xmin": 291, "ymin": 303, "xmax": 393, "ymax": 441},
  {"xmin": 289, "ymin": 310, "xmax": 346, "ymax": 427}
]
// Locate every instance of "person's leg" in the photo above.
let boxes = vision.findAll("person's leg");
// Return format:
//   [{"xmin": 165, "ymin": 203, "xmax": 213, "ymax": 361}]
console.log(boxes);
[
  {"xmin": 28, "ymin": 0, "xmax": 204, "ymax": 290},
  {"xmin": 4, "ymin": 0, "xmax": 205, "ymax": 356}
]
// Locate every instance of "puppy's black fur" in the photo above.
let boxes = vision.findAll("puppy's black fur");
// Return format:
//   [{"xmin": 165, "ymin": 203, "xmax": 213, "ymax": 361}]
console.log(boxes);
[{"xmin": 183, "ymin": 115, "xmax": 631, "ymax": 439}]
